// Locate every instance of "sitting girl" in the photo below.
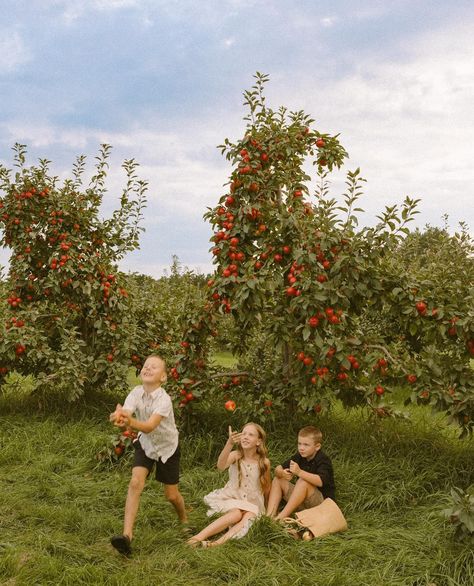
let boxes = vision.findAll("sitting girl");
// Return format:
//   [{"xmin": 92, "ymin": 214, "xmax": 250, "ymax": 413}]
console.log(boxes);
[{"xmin": 187, "ymin": 422, "xmax": 271, "ymax": 547}]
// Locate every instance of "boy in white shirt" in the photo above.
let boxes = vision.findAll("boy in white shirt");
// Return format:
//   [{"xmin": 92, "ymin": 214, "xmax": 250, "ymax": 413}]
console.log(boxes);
[{"xmin": 109, "ymin": 355, "xmax": 187, "ymax": 555}]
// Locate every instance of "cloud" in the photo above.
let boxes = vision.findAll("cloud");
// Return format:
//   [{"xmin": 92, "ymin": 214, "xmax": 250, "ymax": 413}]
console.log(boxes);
[
  {"xmin": 44, "ymin": 0, "xmax": 141, "ymax": 24},
  {"xmin": 0, "ymin": 119, "xmax": 232, "ymax": 217},
  {"xmin": 2, "ymin": 7, "xmax": 472, "ymax": 280},
  {"xmin": 0, "ymin": 31, "xmax": 31, "ymax": 73},
  {"xmin": 223, "ymin": 37, "xmax": 236, "ymax": 48},
  {"xmin": 92, "ymin": 0, "xmax": 140, "ymax": 9},
  {"xmin": 320, "ymin": 16, "xmax": 337, "ymax": 28},
  {"xmin": 269, "ymin": 20, "xmax": 474, "ymax": 230}
]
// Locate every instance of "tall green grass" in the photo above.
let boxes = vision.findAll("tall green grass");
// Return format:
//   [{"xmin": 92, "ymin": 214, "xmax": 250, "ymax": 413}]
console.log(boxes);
[{"xmin": 0, "ymin": 402, "xmax": 472, "ymax": 586}]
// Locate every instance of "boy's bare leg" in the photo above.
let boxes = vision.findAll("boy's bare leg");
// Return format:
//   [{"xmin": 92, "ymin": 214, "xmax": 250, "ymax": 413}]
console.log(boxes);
[
  {"xmin": 276, "ymin": 478, "xmax": 314, "ymax": 520},
  {"xmin": 266, "ymin": 477, "xmax": 288, "ymax": 517},
  {"xmin": 123, "ymin": 466, "xmax": 149, "ymax": 540},
  {"xmin": 187, "ymin": 509, "xmax": 243, "ymax": 544},
  {"xmin": 164, "ymin": 484, "xmax": 188, "ymax": 523}
]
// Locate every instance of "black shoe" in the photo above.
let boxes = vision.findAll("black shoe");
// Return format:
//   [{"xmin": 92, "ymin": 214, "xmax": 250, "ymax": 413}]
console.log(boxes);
[{"xmin": 111, "ymin": 534, "xmax": 132, "ymax": 556}]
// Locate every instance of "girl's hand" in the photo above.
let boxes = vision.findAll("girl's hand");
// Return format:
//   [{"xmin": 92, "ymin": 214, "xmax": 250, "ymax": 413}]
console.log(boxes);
[{"xmin": 228, "ymin": 425, "xmax": 242, "ymax": 446}]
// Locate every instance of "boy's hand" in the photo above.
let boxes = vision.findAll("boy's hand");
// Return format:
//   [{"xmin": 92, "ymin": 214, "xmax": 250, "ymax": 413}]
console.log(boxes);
[
  {"xmin": 281, "ymin": 468, "xmax": 293, "ymax": 480},
  {"xmin": 109, "ymin": 404, "xmax": 128, "ymax": 427},
  {"xmin": 289, "ymin": 460, "xmax": 301, "ymax": 477},
  {"xmin": 109, "ymin": 403, "xmax": 122, "ymax": 423},
  {"xmin": 118, "ymin": 412, "xmax": 131, "ymax": 427}
]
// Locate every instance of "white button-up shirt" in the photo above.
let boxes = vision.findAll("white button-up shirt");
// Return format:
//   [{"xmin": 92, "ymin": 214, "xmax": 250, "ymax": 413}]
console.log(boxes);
[{"xmin": 123, "ymin": 385, "xmax": 178, "ymax": 463}]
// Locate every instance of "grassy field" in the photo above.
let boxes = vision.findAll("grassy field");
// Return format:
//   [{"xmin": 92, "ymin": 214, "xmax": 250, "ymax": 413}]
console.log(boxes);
[{"xmin": 0, "ymin": 394, "xmax": 473, "ymax": 586}]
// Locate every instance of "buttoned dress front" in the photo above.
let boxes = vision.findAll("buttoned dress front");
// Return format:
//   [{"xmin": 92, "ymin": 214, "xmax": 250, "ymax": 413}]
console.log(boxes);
[{"xmin": 204, "ymin": 459, "xmax": 265, "ymax": 524}]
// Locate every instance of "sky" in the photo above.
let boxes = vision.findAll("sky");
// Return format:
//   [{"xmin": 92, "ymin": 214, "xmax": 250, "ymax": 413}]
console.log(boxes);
[{"xmin": 1, "ymin": 0, "xmax": 473, "ymax": 277}]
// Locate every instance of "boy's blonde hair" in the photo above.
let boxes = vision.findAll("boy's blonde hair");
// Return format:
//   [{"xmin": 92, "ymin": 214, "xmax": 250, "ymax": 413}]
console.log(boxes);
[{"xmin": 298, "ymin": 426, "xmax": 322, "ymax": 445}]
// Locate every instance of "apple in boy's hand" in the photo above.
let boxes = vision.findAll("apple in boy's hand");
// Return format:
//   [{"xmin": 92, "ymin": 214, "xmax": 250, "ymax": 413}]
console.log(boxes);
[{"xmin": 109, "ymin": 403, "xmax": 129, "ymax": 427}]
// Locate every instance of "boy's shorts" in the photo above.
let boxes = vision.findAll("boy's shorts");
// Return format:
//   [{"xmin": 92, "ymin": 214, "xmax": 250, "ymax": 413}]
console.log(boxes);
[
  {"xmin": 132, "ymin": 439, "xmax": 180, "ymax": 485},
  {"xmin": 284, "ymin": 482, "xmax": 324, "ymax": 511}
]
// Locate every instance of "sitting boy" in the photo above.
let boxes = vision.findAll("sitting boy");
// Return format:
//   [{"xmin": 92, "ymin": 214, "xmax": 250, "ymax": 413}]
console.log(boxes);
[{"xmin": 266, "ymin": 426, "xmax": 335, "ymax": 520}]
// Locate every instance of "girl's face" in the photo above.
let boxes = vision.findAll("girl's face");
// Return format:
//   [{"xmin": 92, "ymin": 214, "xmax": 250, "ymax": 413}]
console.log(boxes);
[{"xmin": 239, "ymin": 424, "xmax": 262, "ymax": 449}]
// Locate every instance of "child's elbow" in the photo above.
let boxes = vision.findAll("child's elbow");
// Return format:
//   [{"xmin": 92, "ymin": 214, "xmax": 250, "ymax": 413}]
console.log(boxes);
[{"xmin": 142, "ymin": 422, "xmax": 159, "ymax": 434}]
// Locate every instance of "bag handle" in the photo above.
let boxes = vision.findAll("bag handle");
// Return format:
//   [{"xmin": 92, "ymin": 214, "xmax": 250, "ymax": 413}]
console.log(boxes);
[{"xmin": 281, "ymin": 517, "xmax": 306, "ymax": 529}]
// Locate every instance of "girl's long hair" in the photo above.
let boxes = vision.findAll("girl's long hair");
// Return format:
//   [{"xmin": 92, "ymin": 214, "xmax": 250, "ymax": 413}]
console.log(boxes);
[{"xmin": 236, "ymin": 422, "xmax": 270, "ymax": 494}]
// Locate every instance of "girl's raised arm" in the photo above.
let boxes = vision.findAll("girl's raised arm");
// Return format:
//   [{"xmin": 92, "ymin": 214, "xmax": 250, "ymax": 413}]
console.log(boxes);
[{"xmin": 216, "ymin": 426, "xmax": 242, "ymax": 470}]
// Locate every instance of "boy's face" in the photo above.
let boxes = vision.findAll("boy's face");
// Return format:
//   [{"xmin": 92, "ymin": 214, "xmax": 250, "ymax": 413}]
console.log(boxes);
[
  {"xmin": 297, "ymin": 434, "xmax": 320, "ymax": 460},
  {"xmin": 140, "ymin": 357, "xmax": 166, "ymax": 387}
]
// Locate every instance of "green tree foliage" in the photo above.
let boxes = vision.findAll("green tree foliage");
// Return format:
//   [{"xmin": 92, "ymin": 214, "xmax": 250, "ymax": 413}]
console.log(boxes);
[
  {"xmin": 174, "ymin": 73, "xmax": 473, "ymax": 434},
  {"xmin": 123, "ymin": 257, "xmax": 209, "ymax": 379},
  {"xmin": 0, "ymin": 144, "xmax": 147, "ymax": 401}
]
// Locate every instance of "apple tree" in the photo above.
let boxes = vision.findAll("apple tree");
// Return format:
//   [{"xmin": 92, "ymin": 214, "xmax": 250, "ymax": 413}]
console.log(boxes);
[
  {"xmin": 123, "ymin": 258, "xmax": 210, "ymax": 385},
  {"xmin": 174, "ymin": 73, "xmax": 473, "ymax": 435},
  {"xmin": 0, "ymin": 144, "xmax": 147, "ymax": 401}
]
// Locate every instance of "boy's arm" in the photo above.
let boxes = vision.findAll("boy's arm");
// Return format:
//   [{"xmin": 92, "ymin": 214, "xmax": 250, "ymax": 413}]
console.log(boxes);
[
  {"xmin": 289, "ymin": 459, "xmax": 332, "ymax": 488},
  {"xmin": 121, "ymin": 411, "xmax": 163, "ymax": 434},
  {"xmin": 290, "ymin": 463, "xmax": 323, "ymax": 487}
]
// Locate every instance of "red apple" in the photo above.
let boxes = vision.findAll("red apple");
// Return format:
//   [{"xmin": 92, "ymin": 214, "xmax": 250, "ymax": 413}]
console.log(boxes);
[
  {"xmin": 415, "ymin": 301, "xmax": 427, "ymax": 315},
  {"xmin": 224, "ymin": 400, "xmax": 236, "ymax": 412}
]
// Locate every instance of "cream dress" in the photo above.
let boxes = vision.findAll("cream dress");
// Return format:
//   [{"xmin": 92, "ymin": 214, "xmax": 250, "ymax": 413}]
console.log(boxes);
[{"xmin": 203, "ymin": 460, "xmax": 265, "ymax": 538}]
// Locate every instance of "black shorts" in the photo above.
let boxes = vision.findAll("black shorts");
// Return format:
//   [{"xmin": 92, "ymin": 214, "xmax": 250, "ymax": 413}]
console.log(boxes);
[{"xmin": 132, "ymin": 439, "xmax": 180, "ymax": 485}]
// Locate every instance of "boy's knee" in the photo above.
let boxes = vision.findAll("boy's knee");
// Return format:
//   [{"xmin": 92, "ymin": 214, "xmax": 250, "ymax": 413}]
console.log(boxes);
[
  {"xmin": 295, "ymin": 477, "xmax": 311, "ymax": 488},
  {"xmin": 166, "ymin": 493, "xmax": 179, "ymax": 505},
  {"xmin": 129, "ymin": 475, "xmax": 146, "ymax": 493},
  {"xmin": 272, "ymin": 476, "xmax": 286, "ymax": 489},
  {"xmin": 128, "ymin": 469, "xmax": 146, "ymax": 493},
  {"xmin": 164, "ymin": 486, "xmax": 181, "ymax": 504}
]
